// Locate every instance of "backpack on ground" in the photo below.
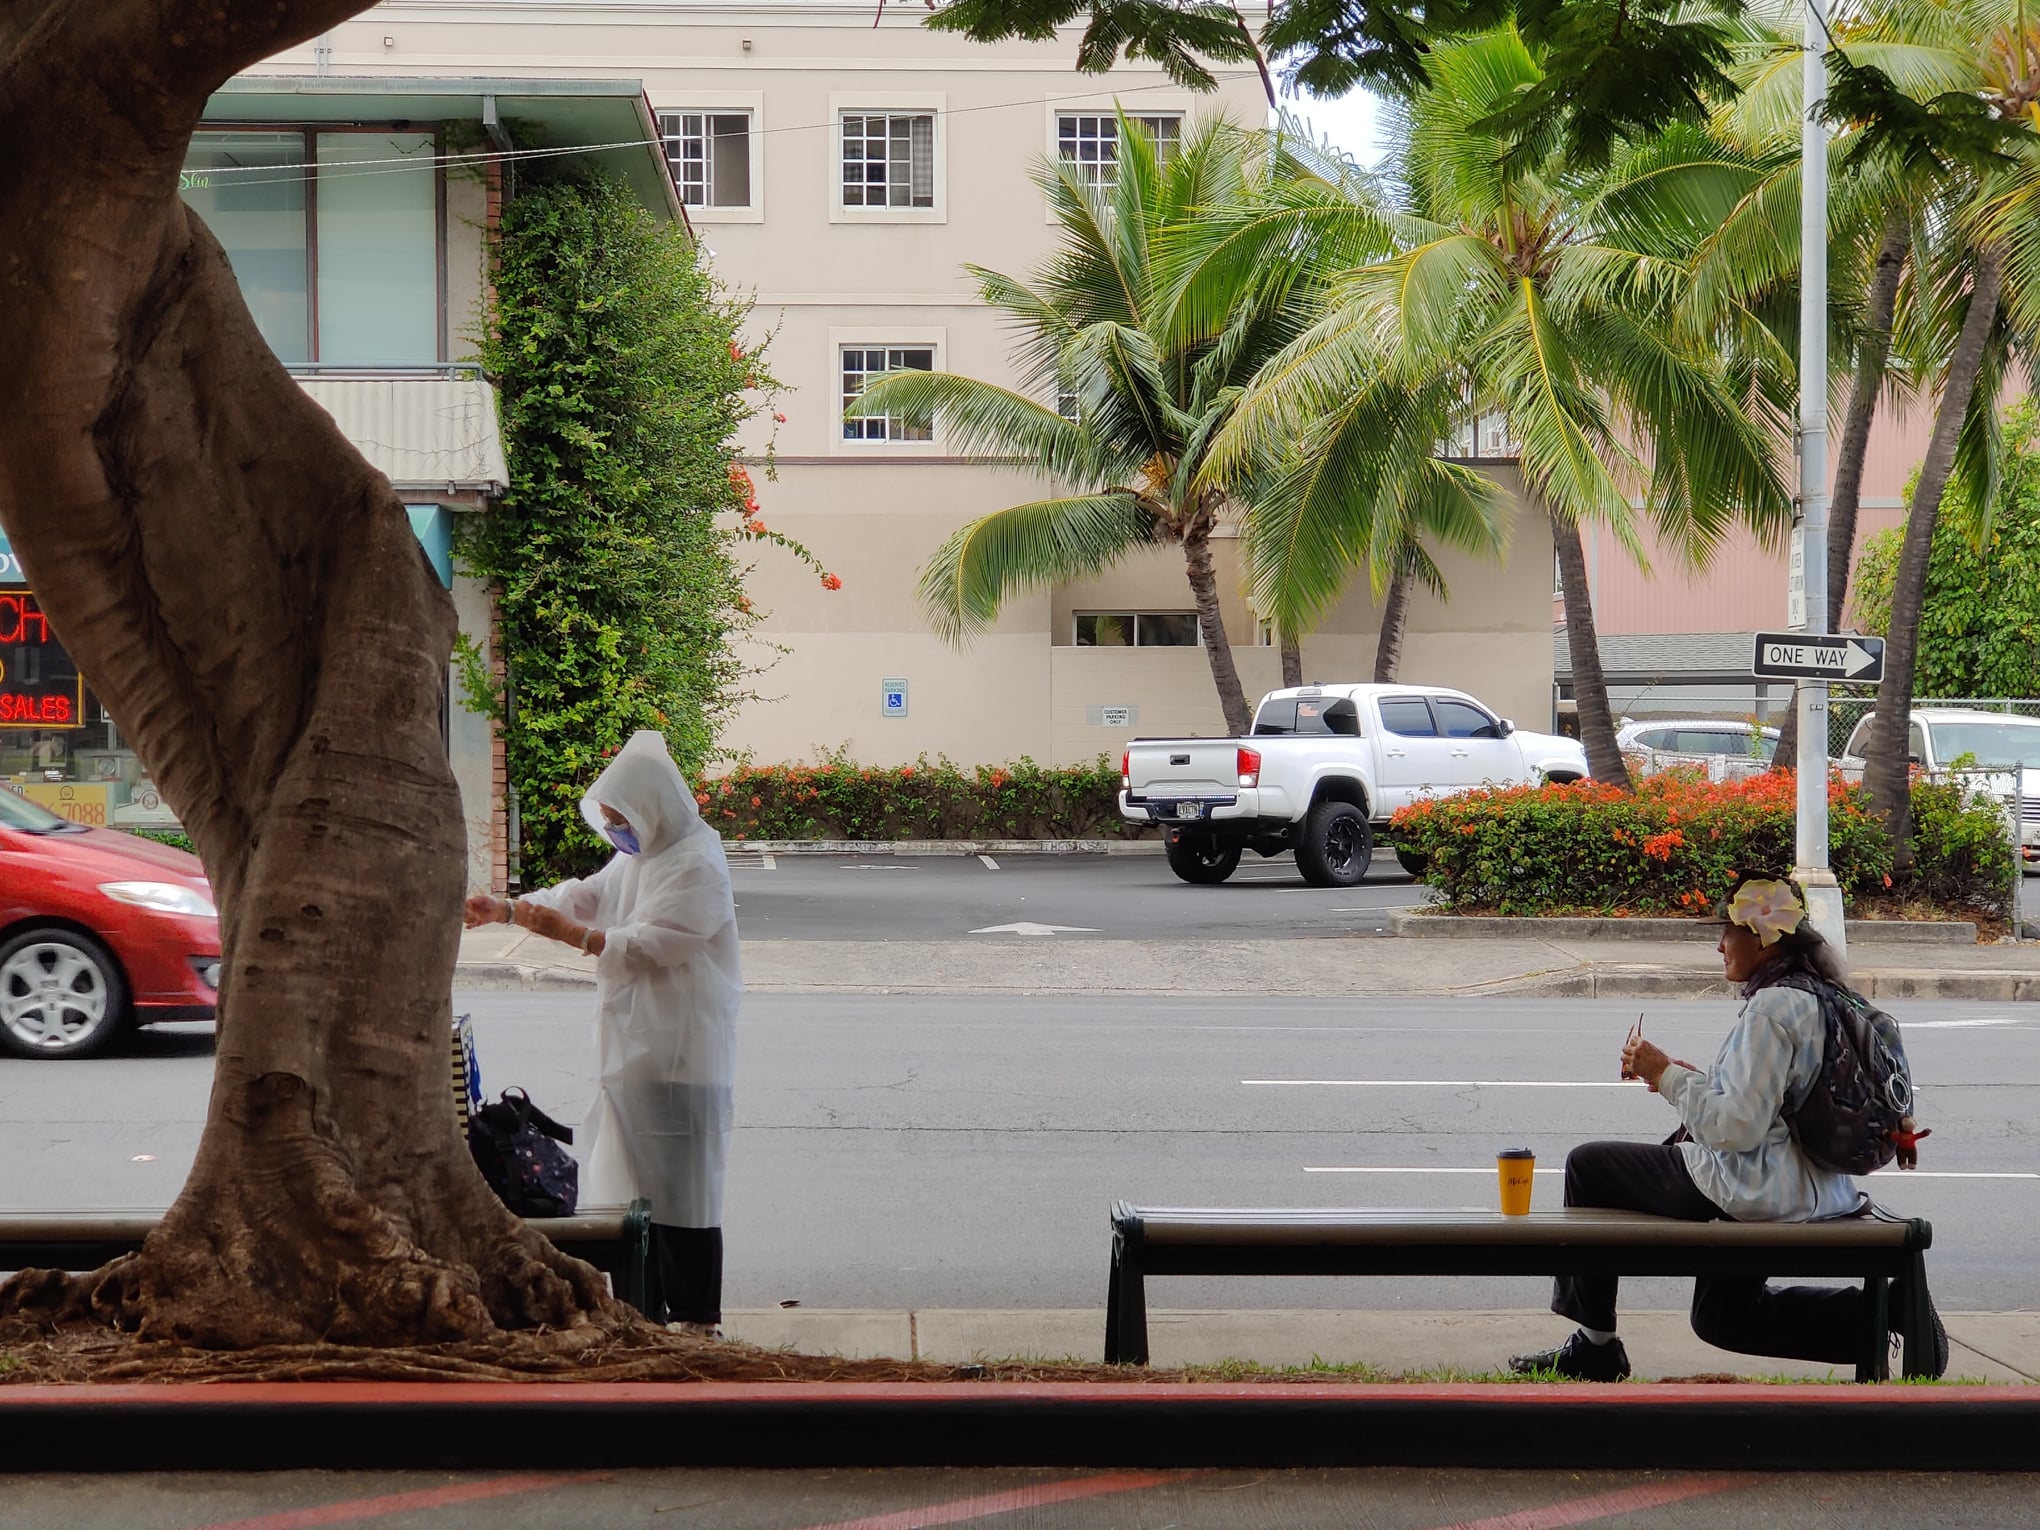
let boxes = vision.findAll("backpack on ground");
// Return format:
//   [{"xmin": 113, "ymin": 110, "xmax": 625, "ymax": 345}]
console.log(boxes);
[
  {"xmin": 1773, "ymin": 975, "xmax": 1916, "ymax": 1176},
  {"xmin": 468, "ymin": 1086, "xmax": 580, "ymax": 1218}
]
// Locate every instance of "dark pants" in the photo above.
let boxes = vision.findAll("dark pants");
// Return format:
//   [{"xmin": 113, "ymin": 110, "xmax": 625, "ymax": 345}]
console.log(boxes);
[
  {"xmin": 653, "ymin": 1224, "xmax": 723, "ymax": 1325},
  {"xmin": 1553, "ymin": 1141, "xmax": 1867, "ymax": 1365}
]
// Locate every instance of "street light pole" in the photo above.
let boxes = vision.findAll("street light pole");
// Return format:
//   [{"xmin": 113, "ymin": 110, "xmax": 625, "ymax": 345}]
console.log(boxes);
[{"xmin": 1794, "ymin": 0, "xmax": 1847, "ymax": 952}]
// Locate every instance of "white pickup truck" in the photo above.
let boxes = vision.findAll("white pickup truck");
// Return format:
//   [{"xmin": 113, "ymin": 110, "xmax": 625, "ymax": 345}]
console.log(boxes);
[{"xmin": 1120, "ymin": 682, "xmax": 1589, "ymax": 886}]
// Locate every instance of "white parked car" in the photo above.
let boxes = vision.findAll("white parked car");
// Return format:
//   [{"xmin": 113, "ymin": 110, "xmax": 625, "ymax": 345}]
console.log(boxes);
[
  {"xmin": 1616, "ymin": 718, "xmax": 1779, "ymax": 766},
  {"xmin": 1119, "ymin": 682, "xmax": 1589, "ymax": 886},
  {"xmin": 1838, "ymin": 708, "xmax": 2040, "ymax": 873}
]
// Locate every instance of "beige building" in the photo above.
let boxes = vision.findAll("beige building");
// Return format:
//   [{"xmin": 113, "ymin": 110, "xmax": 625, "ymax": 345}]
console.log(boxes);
[{"xmin": 251, "ymin": 0, "xmax": 1557, "ymax": 770}]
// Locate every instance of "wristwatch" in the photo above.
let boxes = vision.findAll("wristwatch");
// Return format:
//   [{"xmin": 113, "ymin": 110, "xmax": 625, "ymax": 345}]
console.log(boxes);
[
  {"xmin": 503, "ymin": 897, "xmax": 519, "ymax": 925},
  {"xmin": 580, "ymin": 926, "xmax": 599, "ymax": 954}
]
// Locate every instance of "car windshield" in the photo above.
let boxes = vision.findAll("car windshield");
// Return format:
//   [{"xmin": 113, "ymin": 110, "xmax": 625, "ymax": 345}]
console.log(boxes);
[
  {"xmin": 0, "ymin": 787, "xmax": 70, "ymax": 833},
  {"xmin": 1927, "ymin": 723, "xmax": 2040, "ymax": 769}
]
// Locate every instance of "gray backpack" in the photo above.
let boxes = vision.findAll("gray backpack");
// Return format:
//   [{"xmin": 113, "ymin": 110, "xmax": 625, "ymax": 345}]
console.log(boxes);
[{"xmin": 1772, "ymin": 974, "xmax": 1915, "ymax": 1176}]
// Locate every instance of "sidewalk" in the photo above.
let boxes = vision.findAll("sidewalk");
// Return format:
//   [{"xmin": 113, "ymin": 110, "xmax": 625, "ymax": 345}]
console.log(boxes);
[
  {"xmin": 710, "ymin": 1306, "xmax": 2039, "ymax": 1384},
  {"xmin": 457, "ymin": 923, "xmax": 2040, "ymax": 1000}
]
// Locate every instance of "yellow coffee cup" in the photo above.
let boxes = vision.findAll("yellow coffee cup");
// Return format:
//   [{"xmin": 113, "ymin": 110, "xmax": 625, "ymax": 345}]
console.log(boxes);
[{"xmin": 1497, "ymin": 1149, "xmax": 1536, "ymax": 1216}]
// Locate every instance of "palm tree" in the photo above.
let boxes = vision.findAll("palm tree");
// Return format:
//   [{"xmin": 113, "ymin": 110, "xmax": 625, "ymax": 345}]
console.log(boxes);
[
  {"xmin": 853, "ymin": 112, "xmax": 1502, "ymax": 737},
  {"xmin": 1198, "ymin": 28, "xmax": 1795, "ymax": 788}
]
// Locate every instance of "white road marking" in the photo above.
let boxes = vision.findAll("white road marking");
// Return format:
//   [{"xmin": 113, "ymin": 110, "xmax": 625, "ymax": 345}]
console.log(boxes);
[
  {"xmin": 1303, "ymin": 1166, "xmax": 2040, "ymax": 1180},
  {"xmin": 1245, "ymin": 1079, "xmax": 1638, "ymax": 1088},
  {"xmin": 969, "ymin": 921, "xmax": 1100, "ymax": 936},
  {"xmin": 761, "ymin": 853, "xmax": 777, "ymax": 871},
  {"xmin": 841, "ymin": 865, "xmax": 914, "ymax": 871},
  {"xmin": 1908, "ymin": 1016, "xmax": 2028, "ymax": 1029},
  {"xmin": 978, "ymin": 854, "xmax": 1000, "ymax": 871}
]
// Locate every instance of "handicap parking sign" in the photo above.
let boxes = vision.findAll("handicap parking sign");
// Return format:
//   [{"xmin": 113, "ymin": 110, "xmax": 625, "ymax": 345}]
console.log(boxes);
[{"xmin": 881, "ymin": 679, "xmax": 909, "ymax": 719}]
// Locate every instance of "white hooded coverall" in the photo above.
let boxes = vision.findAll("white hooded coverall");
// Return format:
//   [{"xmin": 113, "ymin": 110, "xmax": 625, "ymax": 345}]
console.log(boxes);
[{"xmin": 520, "ymin": 731, "xmax": 742, "ymax": 1228}]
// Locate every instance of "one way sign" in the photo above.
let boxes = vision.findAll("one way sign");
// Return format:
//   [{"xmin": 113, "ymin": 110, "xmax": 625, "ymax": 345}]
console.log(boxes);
[{"xmin": 1751, "ymin": 632, "xmax": 1885, "ymax": 682}]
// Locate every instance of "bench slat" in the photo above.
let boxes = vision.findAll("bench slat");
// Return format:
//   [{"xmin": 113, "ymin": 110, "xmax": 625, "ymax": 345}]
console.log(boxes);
[{"xmin": 1117, "ymin": 1205, "xmax": 1922, "ymax": 1251}]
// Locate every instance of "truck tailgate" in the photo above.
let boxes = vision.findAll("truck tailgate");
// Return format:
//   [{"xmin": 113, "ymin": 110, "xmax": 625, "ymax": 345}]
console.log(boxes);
[{"xmin": 1126, "ymin": 739, "xmax": 1238, "ymax": 800}]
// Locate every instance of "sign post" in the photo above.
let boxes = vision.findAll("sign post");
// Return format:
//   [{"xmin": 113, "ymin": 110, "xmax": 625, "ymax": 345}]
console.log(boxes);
[{"xmin": 1793, "ymin": 0, "xmax": 1846, "ymax": 952}]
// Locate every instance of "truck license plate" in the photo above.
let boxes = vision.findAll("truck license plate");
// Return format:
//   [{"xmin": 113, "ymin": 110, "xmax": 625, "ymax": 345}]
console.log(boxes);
[{"xmin": 1176, "ymin": 802, "xmax": 1203, "ymax": 819}]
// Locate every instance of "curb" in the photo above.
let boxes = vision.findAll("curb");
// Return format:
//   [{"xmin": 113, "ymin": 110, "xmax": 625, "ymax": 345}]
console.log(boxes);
[
  {"xmin": 5, "ymin": 1382, "xmax": 2035, "ymax": 1472},
  {"xmin": 718, "ymin": 839, "xmax": 1164, "ymax": 856},
  {"xmin": 1483, "ymin": 966, "xmax": 2038, "ymax": 1002},
  {"xmin": 1389, "ymin": 910, "xmax": 1980, "ymax": 945}
]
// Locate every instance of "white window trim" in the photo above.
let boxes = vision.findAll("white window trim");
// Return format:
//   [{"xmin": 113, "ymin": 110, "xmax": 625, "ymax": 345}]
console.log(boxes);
[
  {"xmin": 831, "ymin": 325, "xmax": 946, "ymax": 455},
  {"xmin": 1071, "ymin": 610, "xmax": 1205, "ymax": 648},
  {"xmin": 1042, "ymin": 93, "xmax": 1193, "ymax": 223},
  {"xmin": 830, "ymin": 91, "xmax": 947, "ymax": 225},
  {"xmin": 654, "ymin": 91, "xmax": 765, "ymax": 224}
]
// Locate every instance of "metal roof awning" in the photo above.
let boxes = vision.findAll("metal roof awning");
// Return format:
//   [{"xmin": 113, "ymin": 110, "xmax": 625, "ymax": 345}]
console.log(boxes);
[
  {"xmin": 296, "ymin": 373, "xmax": 509, "ymax": 496},
  {"xmin": 1551, "ymin": 630, "xmax": 1771, "ymax": 687},
  {"xmin": 204, "ymin": 75, "xmax": 684, "ymax": 224}
]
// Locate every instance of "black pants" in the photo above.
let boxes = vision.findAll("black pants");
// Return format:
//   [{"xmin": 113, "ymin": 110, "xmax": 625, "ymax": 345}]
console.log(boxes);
[
  {"xmin": 1553, "ymin": 1141, "xmax": 1866, "ymax": 1365},
  {"xmin": 652, "ymin": 1224, "xmax": 723, "ymax": 1325}
]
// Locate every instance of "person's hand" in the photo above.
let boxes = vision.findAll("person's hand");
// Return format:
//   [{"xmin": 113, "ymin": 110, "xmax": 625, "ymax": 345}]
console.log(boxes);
[
  {"xmin": 512, "ymin": 899, "xmax": 575, "ymax": 945},
  {"xmin": 464, "ymin": 894, "xmax": 507, "ymax": 929},
  {"xmin": 1622, "ymin": 1037, "xmax": 1676, "ymax": 1092}
]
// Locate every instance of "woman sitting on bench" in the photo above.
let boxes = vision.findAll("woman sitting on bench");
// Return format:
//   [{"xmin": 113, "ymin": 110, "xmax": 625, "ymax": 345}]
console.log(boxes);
[{"xmin": 1509, "ymin": 875, "xmax": 1946, "ymax": 1382}]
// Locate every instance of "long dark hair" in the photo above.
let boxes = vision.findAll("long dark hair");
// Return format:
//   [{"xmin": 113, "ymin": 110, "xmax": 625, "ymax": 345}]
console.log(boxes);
[{"xmin": 1718, "ymin": 874, "xmax": 1855, "ymax": 999}]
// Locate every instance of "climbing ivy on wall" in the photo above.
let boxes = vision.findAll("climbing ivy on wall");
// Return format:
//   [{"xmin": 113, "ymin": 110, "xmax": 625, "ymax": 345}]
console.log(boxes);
[
  {"xmin": 1852, "ymin": 400, "xmax": 2040, "ymax": 702},
  {"xmin": 456, "ymin": 173, "xmax": 782, "ymax": 884}
]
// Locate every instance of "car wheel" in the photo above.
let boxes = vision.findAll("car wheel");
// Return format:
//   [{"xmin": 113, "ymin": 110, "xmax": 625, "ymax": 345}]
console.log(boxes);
[
  {"xmin": 1165, "ymin": 835, "xmax": 1242, "ymax": 885},
  {"xmin": 0, "ymin": 929, "xmax": 130, "ymax": 1060},
  {"xmin": 1297, "ymin": 802, "xmax": 1373, "ymax": 888},
  {"xmin": 1395, "ymin": 846, "xmax": 1429, "ymax": 878}
]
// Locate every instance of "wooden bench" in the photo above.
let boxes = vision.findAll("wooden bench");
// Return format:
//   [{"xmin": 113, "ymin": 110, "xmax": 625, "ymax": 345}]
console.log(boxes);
[
  {"xmin": 0, "ymin": 1198, "xmax": 658, "ymax": 1318},
  {"xmin": 1105, "ymin": 1201, "xmax": 1937, "ymax": 1381}
]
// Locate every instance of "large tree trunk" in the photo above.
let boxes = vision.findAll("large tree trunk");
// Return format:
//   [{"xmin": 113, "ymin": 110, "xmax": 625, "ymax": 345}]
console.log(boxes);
[
  {"xmin": 0, "ymin": 0, "xmax": 612, "ymax": 1346},
  {"xmin": 1374, "ymin": 561, "xmax": 1415, "ymax": 682},
  {"xmin": 1773, "ymin": 213, "xmax": 1912, "ymax": 774},
  {"xmin": 1182, "ymin": 507, "xmax": 1253, "ymax": 736},
  {"xmin": 1551, "ymin": 510, "xmax": 1632, "ymax": 790},
  {"xmin": 1865, "ymin": 247, "xmax": 2003, "ymax": 867},
  {"xmin": 1280, "ymin": 628, "xmax": 1304, "ymax": 688}
]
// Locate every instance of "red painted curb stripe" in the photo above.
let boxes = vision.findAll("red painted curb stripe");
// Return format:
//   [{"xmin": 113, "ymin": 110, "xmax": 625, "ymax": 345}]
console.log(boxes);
[
  {"xmin": 794, "ymin": 1471, "xmax": 1185, "ymax": 1530},
  {"xmin": 1429, "ymin": 1474, "xmax": 1750, "ymax": 1530},
  {"xmin": 191, "ymin": 1471, "xmax": 599, "ymax": 1530}
]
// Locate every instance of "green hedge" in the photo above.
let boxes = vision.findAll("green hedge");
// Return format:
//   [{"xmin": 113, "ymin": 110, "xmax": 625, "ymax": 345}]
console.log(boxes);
[
  {"xmin": 696, "ymin": 754, "xmax": 1148, "ymax": 841},
  {"xmin": 1391, "ymin": 771, "xmax": 2012, "ymax": 921}
]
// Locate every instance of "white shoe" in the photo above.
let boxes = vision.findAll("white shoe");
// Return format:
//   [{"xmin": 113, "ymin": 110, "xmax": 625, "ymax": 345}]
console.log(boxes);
[{"xmin": 666, "ymin": 1320, "xmax": 724, "ymax": 1340}]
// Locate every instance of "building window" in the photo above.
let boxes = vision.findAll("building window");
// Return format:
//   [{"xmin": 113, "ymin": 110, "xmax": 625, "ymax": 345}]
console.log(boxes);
[
  {"xmin": 1074, "ymin": 612, "xmax": 1200, "ymax": 647},
  {"xmin": 842, "ymin": 347, "xmax": 934, "ymax": 442},
  {"xmin": 1056, "ymin": 113, "xmax": 1181, "ymax": 191},
  {"xmin": 841, "ymin": 112, "xmax": 935, "ymax": 209},
  {"xmin": 1055, "ymin": 377, "xmax": 1082, "ymax": 422},
  {"xmin": 660, "ymin": 112, "xmax": 751, "ymax": 208}
]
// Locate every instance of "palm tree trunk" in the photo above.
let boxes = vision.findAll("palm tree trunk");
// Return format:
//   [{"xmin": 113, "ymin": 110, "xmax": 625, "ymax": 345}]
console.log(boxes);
[
  {"xmin": 0, "ymin": 0, "xmax": 612, "ymax": 1347},
  {"xmin": 1182, "ymin": 510, "xmax": 1253, "ymax": 736},
  {"xmin": 1551, "ymin": 509, "xmax": 1632, "ymax": 790},
  {"xmin": 1280, "ymin": 628, "xmax": 1304, "ymax": 688},
  {"xmin": 1772, "ymin": 214, "xmax": 1911, "ymax": 774},
  {"xmin": 1374, "ymin": 561, "xmax": 1415, "ymax": 682},
  {"xmin": 1865, "ymin": 247, "xmax": 2003, "ymax": 866}
]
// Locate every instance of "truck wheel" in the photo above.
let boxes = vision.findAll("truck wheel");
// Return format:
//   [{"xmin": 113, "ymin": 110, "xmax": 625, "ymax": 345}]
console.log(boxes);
[
  {"xmin": 1395, "ymin": 847, "xmax": 1429, "ymax": 878},
  {"xmin": 1297, "ymin": 802, "xmax": 1373, "ymax": 888},
  {"xmin": 1165, "ymin": 835, "xmax": 1242, "ymax": 885}
]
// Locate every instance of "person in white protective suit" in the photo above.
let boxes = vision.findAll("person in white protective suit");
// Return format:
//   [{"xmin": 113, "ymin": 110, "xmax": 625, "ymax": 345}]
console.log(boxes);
[{"xmin": 463, "ymin": 730, "xmax": 741, "ymax": 1334}]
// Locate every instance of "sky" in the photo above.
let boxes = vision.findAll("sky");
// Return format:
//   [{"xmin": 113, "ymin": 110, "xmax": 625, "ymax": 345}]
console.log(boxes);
[{"xmin": 1273, "ymin": 85, "xmax": 1390, "ymax": 169}]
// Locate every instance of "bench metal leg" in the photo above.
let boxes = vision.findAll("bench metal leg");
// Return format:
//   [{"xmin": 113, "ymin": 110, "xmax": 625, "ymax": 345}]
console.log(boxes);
[
  {"xmin": 1856, "ymin": 1276, "xmax": 1890, "ymax": 1384},
  {"xmin": 618, "ymin": 1198, "xmax": 657, "ymax": 1320},
  {"xmin": 1104, "ymin": 1234, "xmax": 1149, "ymax": 1366},
  {"xmin": 1899, "ymin": 1251, "xmax": 1934, "ymax": 1380}
]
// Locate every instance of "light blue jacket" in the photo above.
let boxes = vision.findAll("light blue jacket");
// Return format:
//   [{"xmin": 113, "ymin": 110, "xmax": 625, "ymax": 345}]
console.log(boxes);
[{"xmin": 1658, "ymin": 984, "xmax": 1868, "ymax": 1222}]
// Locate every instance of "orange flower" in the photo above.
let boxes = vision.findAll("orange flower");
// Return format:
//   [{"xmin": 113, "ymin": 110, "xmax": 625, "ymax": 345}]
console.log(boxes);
[
  {"xmin": 750, "ymin": 795, "xmax": 762, "ymax": 808},
  {"xmin": 821, "ymin": 572, "xmax": 843, "ymax": 591}
]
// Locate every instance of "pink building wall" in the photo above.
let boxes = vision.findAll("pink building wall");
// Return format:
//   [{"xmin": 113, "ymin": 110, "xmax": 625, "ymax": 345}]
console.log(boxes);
[{"xmin": 1575, "ymin": 407, "xmax": 1933, "ymax": 635}]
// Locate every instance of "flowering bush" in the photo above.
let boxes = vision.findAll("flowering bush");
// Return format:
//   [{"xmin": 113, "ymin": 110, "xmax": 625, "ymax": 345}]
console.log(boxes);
[
  {"xmin": 694, "ymin": 753, "xmax": 1149, "ymax": 841},
  {"xmin": 1390, "ymin": 770, "xmax": 2012, "ymax": 921}
]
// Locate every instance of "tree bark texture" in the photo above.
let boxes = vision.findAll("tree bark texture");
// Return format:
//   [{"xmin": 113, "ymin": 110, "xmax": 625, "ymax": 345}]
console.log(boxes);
[
  {"xmin": 1279, "ymin": 628, "xmax": 1303, "ymax": 688},
  {"xmin": 1770, "ymin": 215, "xmax": 1911, "ymax": 774},
  {"xmin": 1373, "ymin": 562, "xmax": 1414, "ymax": 683},
  {"xmin": 1551, "ymin": 509, "xmax": 1632, "ymax": 790},
  {"xmin": 1181, "ymin": 503, "xmax": 1252, "ymax": 737},
  {"xmin": 0, "ymin": 0, "xmax": 614, "ymax": 1345},
  {"xmin": 1864, "ymin": 248, "xmax": 2004, "ymax": 866}
]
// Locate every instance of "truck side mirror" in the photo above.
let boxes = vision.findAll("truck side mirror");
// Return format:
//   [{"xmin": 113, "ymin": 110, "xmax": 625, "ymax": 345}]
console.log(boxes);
[{"xmin": 1499, "ymin": 718, "xmax": 1516, "ymax": 737}]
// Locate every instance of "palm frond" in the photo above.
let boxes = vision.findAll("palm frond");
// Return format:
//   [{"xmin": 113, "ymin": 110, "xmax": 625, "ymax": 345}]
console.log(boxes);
[{"xmin": 919, "ymin": 493, "xmax": 1161, "ymax": 644}]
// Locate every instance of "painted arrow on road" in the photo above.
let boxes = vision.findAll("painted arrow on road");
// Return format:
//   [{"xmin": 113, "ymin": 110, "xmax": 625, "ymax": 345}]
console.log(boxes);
[{"xmin": 968, "ymin": 922, "xmax": 1100, "ymax": 936}]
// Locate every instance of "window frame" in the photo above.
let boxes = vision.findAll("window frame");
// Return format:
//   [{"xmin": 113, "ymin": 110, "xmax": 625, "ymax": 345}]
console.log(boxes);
[
  {"xmin": 1053, "ymin": 110, "xmax": 1184, "ymax": 195},
  {"xmin": 832, "ymin": 328, "xmax": 945, "ymax": 454},
  {"xmin": 656, "ymin": 100, "xmax": 762, "ymax": 221},
  {"xmin": 1433, "ymin": 697, "xmax": 1503, "ymax": 740},
  {"xmin": 1042, "ymin": 93, "xmax": 1193, "ymax": 222},
  {"xmin": 831, "ymin": 93, "xmax": 946, "ymax": 224},
  {"xmin": 1070, "ymin": 611, "xmax": 1204, "ymax": 649},
  {"xmin": 1377, "ymin": 697, "xmax": 1440, "ymax": 739}
]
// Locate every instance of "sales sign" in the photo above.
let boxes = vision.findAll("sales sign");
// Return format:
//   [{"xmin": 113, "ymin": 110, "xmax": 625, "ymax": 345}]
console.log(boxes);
[
  {"xmin": 1751, "ymin": 631, "xmax": 1885, "ymax": 683},
  {"xmin": 0, "ymin": 589, "xmax": 86, "ymax": 728}
]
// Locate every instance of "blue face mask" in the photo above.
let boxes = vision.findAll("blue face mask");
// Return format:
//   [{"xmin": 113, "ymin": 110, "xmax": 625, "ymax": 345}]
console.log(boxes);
[{"xmin": 605, "ymin": 823, "xmax": 641, "ymax": 856}]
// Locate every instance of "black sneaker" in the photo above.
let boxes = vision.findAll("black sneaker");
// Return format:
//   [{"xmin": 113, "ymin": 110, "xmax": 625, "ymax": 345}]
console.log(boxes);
[
  {"xmin": 1892, "ymin": 1279, "xmax": 1951, "ymax": 1379},
  {"xmin": 1509, "ymin": 1330, "xmax": 1632, "ymax": 1381}
]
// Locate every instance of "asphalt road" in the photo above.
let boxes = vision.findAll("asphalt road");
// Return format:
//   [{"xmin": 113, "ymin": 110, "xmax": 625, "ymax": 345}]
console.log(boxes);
[
  {"xmin": 726, "ymin": 850, "xmax": 1426, "ymax": 940},
  {"xmin": 6, "ymin": 994, "xmax": 2033, "ymax": 1313},
  {"xmin": 6, "ymin": 1467, "xmax": 2040, "ymax": 1530}
]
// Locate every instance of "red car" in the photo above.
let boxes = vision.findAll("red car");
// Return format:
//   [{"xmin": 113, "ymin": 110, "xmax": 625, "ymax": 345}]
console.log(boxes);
[{"xmin": 0, "ymin": 787, "xmax": 220, "ymax": 1058}]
